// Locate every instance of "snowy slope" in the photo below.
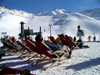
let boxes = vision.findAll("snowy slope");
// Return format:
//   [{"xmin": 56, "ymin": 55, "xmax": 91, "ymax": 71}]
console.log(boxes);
[{"xmin": 0, "ymin": 6, "xmax": 100, "ymax": 41}]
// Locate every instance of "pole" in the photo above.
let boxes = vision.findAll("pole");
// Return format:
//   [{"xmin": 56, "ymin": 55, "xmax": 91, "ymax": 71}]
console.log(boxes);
[
  {"xmin": 20, "ymin": 21, "xmax": 25, "ymax": 41},
  {"xmin": 40, "ymin": 26, "xmax": 41, "ymax": 34},
  {"xmin": 28, "ymin": 27, "xmax": 30, "ymax": 38},
  {"xmin": 49, "ymin": 24, "xmax": 52, "ymax": 36},
  {"xmin": 60, "ymin": 19, "xmax": 62, "ymax": 28},
  {"xmin": 60, "ymin": 19, "xmax": 64, "ymax": 28}
]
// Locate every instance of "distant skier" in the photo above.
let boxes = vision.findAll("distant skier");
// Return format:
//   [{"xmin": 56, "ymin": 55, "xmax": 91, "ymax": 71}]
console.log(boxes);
[
  {"xmin": 88, "ymin": 35, "xmax": 92, "ymax": 42},
  {"xmin": 93, "ymin": 36, "xmax": 96, "ymax": 41}
]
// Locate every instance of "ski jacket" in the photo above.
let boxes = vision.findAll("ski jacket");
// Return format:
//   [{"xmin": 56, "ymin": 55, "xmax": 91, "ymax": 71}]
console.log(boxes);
[{"xmin": 77, "ymin": 29, "xmax": 82, "ymax": 40}]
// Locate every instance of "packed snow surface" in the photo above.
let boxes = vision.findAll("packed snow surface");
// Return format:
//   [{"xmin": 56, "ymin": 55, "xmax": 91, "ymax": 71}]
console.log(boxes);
[{"xmin": 0, "ymin": 42, "xmax": 100, "ymax": 75}]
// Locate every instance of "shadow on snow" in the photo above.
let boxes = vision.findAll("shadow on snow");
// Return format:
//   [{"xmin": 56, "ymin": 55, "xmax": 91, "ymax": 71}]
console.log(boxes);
[{"xmin": 66, "ymin": 57, "xmax": 100, "ymax": 71}]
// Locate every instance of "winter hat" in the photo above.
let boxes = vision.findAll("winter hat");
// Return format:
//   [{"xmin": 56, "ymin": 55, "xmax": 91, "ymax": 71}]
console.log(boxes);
[
  {"xmin": 77, "ymin": 25, "xmax": 80, "ymax": 28},
  {"xmin": 35, "ymin": 34, "xmax": 43, "ymax": 42}
]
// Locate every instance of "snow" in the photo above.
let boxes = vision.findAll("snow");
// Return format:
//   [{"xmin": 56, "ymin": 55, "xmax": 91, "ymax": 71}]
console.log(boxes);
[
  {"xmin": 0, "ymin": 42, "xmax": 100, "ymax": 75},
  {"xmin": 0, "ymin": 6, "xmax": 100, "ymax": 75}
]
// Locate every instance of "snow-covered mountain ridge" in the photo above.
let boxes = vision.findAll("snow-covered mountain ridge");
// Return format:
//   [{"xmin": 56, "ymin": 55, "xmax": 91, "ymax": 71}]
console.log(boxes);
[
  {"xmin": 0, "ymin": 5, "xmax": 100, "ymax": 41},
  {"xmin": 35, "ymin": 9, "xmax": 71, "ymax": 16},
  {"xmin": 79, "ymin": 8, "xmax": 100, "ymax": 20},
  {"xmin": 1, "ymin": 5, "xmax": 100, "ymax": 18},
  {"xmin": 0, "ymin": 5, "xmax": 34, "ymax": 17}
]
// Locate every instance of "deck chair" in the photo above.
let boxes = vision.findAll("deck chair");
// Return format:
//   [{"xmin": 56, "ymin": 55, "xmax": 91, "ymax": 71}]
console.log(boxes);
[
  {"xmin": 48, "ymin": 36, "xmax": 57, "ymax": 45},
  {"xmin": 64, "ymin": 38, "xmax": 80, "ymax": 49},
  {"xmin": 1, "ymin": 39, "xmax": 12, "ymax": 50},
  {"xmin": 2, "ymin": 40, "xmax": 13, "ymax": 50},
  {"xmin": 23, "ymin": 40, "xmax": 43, "ymax": 62},
  {"xmin": 34, "ymin": 42, "xmax": 70, "ymax": 71},
  {"xmin": 17, "ymin": 41, "xmax": 33, "ymax": 53},
  {"xmin": 0, "ymin": 64, "xmax": 35, "ymax": 75},
  {"xmin": 0, "ymin": 64, "xmax": 20, "ymax": 74},
  {"xmin": 1, "ymin": 40, "xmax": 16, "ymax": 55},
  {"xmin": 58, "ymin": 34, "xmax": 80, "ymax": 49},
  {"xmin": 16, "ymin": 41, "xmax": 36, "ymax": 59},
  {"xmin": 23, "ymin": 40, "xmax": 40, "ymax": 54},
  {"xmin": 27, "ymin": 40, "xmax": 44, "ymax": 55},
  {"xmin": 2, "ymin": 40, "xmax": 21, "ymax": 55},
  {"xmin": 4, "ymin": 40, "xmax": 21, "ymax": 51},
  {"xmin": 58, "ymin": 34, "xmax": 68, "ymax": 45}
]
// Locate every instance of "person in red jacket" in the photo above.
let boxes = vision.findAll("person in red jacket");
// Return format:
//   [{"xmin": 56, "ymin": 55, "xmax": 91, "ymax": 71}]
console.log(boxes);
[{"xmin": 11, "ymin": 36, "xmax": 18, "ymax": 45}]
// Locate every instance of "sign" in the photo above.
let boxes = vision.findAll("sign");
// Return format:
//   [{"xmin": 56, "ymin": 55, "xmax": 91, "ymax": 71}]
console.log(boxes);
[{"xmin": 2, "ymin": 32, "xmax": 7, "ymax": 34}]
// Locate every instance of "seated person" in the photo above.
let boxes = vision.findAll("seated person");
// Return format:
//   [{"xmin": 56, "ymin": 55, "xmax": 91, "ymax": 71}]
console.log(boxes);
[
  {"xmin": 7, "ymin": 39, "xmax": 23, "ymax": 50},
  {"xmin": 35, "ymin": 34, "xmax": 72, "ymax": 58},
  {"xmin": 26, "ymin": 37, "xmax": 34, "ymax": 42},
  {"xmin": 55, "ymin": 36, "xmax": 62, "ymax": 46},
  {"xmin": 11, "ymin": 36, "xmax": 18, "ymax": 45}
]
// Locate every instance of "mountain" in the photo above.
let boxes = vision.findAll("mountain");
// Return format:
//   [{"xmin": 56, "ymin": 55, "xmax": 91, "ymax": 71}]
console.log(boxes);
[
  {"xmin": 0, "ymin": 5, "xmax": 100, "ymax": 41},
  {"xmin": 35, "ymin": 9, "xmax": 71, "ymax": 16},
  {"xmin": 0, "ymin": 5, "xmax": 34, "ymax": 17},
  {"xmin": 79, "ymin": 8, "xmax": 100, "ymax": 20}
]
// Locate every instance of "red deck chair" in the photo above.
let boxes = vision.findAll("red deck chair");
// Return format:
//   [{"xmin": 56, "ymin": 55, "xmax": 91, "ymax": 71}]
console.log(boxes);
[
  {"xmin": 0, "ymin": 64, "xmax": 35, "ymax": 75},
  {"xmin": 16, "ymin": 41, "xmax": 35, "ymax": 59},
  {"xmin": 64, "ymin": 38, "xmax": 76, "ymax": 46},
  {"xmin": 2, "ymin": 40, "xmax": 13, "ymax": 50},
  {"xmin": 23, "ymin": 40, "xmax": 43, "ymax": 62},
  {"xmin": 48, "ymin": 36, "xmax": 57, "ymax": 45},
  {"xmin": 2, "ymin": 40, "xmax": 21, "ymax": 54},
  {"xmin": 1, "ymin": 39, "xmax": 11, "ymax": 49},
  {"xmin": 58, "ymin": 34, "xmax": 68, "ymax": 46},
  {"xmin": 64, "ymin": 38, "xmax": 80, "ymax": 49},
  {"xmin": 17, "ymin": 41, "xmax": 33, "ymax": 53},
  {"xmin": 0, "ymin": 65, "xmax": 20, "ymax": 74},
  {"xmin": 34, "ymin": 42, "xmax": 69, "ymax": 71},
  {"xmin": 1, "ymin": 40, "xmax": 17, "ymax": 55},
  {"xmin": 23, "ymin": 40, "xmax": 41, "ymax": 54},
  {"xmin": 58, "ymin": 34, "xmax": 80, "ymax": 49}
]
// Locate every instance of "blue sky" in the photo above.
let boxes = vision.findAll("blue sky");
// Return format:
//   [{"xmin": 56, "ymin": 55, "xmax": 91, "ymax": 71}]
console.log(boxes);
[{"xmin": 0, "ymin": 0, "xmax": 100, "ymax": 13}]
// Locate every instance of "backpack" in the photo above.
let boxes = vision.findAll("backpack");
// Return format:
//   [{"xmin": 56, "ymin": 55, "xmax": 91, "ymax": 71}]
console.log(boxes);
[{"xmin": 78, "ymin": 30, "xmax": 84, "ymax": 36}]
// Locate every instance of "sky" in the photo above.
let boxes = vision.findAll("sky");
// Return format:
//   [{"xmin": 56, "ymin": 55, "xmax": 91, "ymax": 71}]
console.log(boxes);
[{"xmin": 0, "ymin": 0, "xmax": 100, "ymax": 13}]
